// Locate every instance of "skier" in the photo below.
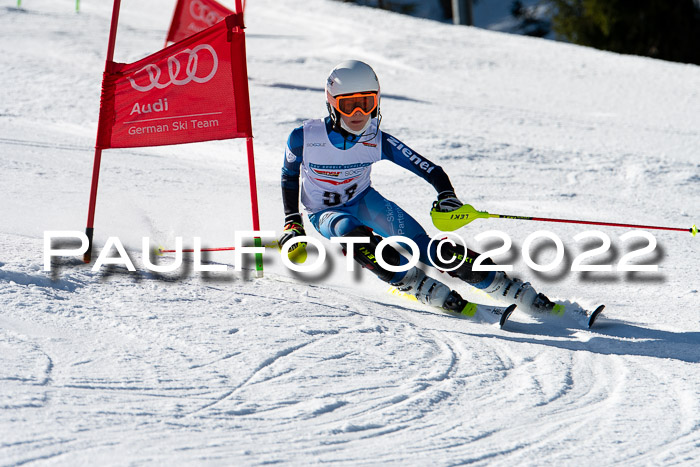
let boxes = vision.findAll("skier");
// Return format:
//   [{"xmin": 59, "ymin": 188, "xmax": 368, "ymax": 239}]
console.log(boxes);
[{"xmin": 278, "ymin": 59, "xmax": 557, "ymax": 315}]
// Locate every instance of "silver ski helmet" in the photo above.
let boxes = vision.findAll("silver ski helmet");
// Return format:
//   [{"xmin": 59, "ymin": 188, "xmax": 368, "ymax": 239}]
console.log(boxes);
[{"xmin": 326, "ymin": 60, "xmax": 380, "ymax": 133}]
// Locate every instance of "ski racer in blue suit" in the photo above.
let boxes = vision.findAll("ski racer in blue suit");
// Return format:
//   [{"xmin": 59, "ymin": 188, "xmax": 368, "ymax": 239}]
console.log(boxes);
[{"xmin": 279, "ymin": 60, "xmax": 557, "ymax": 315}]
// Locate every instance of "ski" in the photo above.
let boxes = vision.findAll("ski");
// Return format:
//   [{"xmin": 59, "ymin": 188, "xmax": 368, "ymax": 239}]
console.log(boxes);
[
  {"xmin": 460, "ymin": 301, "xmax": 516, "ymax": 329},
  {"xmin": 544, "ymin": 302, "xmax": 605, "ymax": 329},
  {"xmin": 387, "ymin": 286, "xmax": 516, "ymax": 329},
  {"xmin": 587, "ymin": 304, "xmax": 605, "ymax": 328},
  {"xmin": 499, "ymin": 304, "xmax": 517, "ymax": 328}
]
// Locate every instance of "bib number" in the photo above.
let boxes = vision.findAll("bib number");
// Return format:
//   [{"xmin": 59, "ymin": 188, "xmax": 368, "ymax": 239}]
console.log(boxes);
[{"xmin": 323, "ymin": 183, "xmax": 359, "ymax": 207}]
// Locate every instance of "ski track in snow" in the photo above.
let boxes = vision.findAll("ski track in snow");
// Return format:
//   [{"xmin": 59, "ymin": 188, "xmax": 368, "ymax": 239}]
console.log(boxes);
[
  {"xmin": 1, "ymin": 0, "xmax": 699, "ymax": 465},
  {"xmin": 2, "ymin": 238, "xmax": 699, "ymax": 464}
]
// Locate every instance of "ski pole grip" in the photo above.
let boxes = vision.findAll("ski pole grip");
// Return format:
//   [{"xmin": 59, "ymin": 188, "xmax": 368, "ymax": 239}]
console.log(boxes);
[{"xmin": 431, "ymin": 204, "xmax": 491, "ymax": 231}]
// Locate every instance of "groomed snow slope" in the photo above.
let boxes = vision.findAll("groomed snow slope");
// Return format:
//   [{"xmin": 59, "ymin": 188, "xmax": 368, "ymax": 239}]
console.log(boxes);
[{"xmin": 1, "ymin": 0, "xmax": 699, "ymax": 465}]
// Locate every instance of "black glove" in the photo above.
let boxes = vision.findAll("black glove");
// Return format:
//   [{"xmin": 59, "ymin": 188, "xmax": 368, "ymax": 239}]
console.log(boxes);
[
  {"xmin": 434, "ymin": 190, "xmax": 463, "ymax": 212},
  {"xmin": 279, "ymin": 213, "xmax": 306, "ymax": 251}
]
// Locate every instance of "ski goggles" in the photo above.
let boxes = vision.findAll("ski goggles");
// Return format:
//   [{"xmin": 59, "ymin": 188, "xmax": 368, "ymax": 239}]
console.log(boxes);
[{"xmin": 329, "ymin": 91, "xmax": 379, "ymax": 117}]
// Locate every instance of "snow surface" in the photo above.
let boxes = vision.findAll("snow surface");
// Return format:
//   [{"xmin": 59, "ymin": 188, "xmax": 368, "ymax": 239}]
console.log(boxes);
[{"xmin": 1, "ymin": 0, "xmax": 700, "ymax": 465}]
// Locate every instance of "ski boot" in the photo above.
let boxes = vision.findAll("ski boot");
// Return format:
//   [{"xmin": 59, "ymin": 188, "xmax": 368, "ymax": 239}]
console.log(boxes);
[
  {"xmin": 392, "ymin": 266, "xmax": 450, "ymax": 306},
  {"xmin": 392, "ymin": 267, "xmax": 471, "ymax": 314},
  {"xmin": 484, "ymin": 272, "xmax": 562, "ymax": 315}
]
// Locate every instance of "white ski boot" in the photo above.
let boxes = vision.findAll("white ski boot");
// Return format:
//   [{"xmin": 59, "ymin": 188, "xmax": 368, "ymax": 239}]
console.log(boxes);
[
  {"xmin": 484, "ymin": 272, "xmax": 556, "ymax": 314},
  {"xmin": 391, "ymin": 267, "xmax": 452, "ymax": 308}
]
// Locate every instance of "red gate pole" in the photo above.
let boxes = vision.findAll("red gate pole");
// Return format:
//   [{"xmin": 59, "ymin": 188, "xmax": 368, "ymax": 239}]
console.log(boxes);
[
  {"xmin": 234, "ymin": 0, "xmax": 264, "ymax": 276},
  {"xmin": 245, "ymin": 137, "xmax": 261, "ymax": 233},
  {"xmin": 84, "ymin": 0, "xmax": 122, "ymax": 263},
  {"xmin": 246, "ymin": 136, "xmax": 264, "ymax": 276}
]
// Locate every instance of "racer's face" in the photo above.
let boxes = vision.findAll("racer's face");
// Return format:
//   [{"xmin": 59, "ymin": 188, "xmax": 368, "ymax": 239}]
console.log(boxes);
[{"xmin": 340, "ymin": 110, "xmax": 370, "ymax": 133}]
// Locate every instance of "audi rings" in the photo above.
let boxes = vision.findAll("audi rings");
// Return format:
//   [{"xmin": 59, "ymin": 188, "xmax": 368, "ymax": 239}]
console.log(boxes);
[
  {"xmin": 189, "ymin": 0, "xmax": 224, "ymax": 27},
  {"xmin": 128, "ymin": 44, "xmax": 219, "ymax": 92}
]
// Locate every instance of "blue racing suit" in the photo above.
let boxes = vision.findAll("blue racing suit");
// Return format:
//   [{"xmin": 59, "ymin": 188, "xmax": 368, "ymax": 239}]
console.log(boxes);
[{"xmin": 281, "ymin": 117, "xmax": 493, "ymax": 288}]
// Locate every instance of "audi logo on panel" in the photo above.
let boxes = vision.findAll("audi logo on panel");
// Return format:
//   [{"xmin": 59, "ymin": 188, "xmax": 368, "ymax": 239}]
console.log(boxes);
[
  {"xmin": 128, "ymin": 44, "xmax": 219, "ymax": 92},
  {"xmin": 189, "ymin": 0, "xmax": 224, "ymax": 27}
]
